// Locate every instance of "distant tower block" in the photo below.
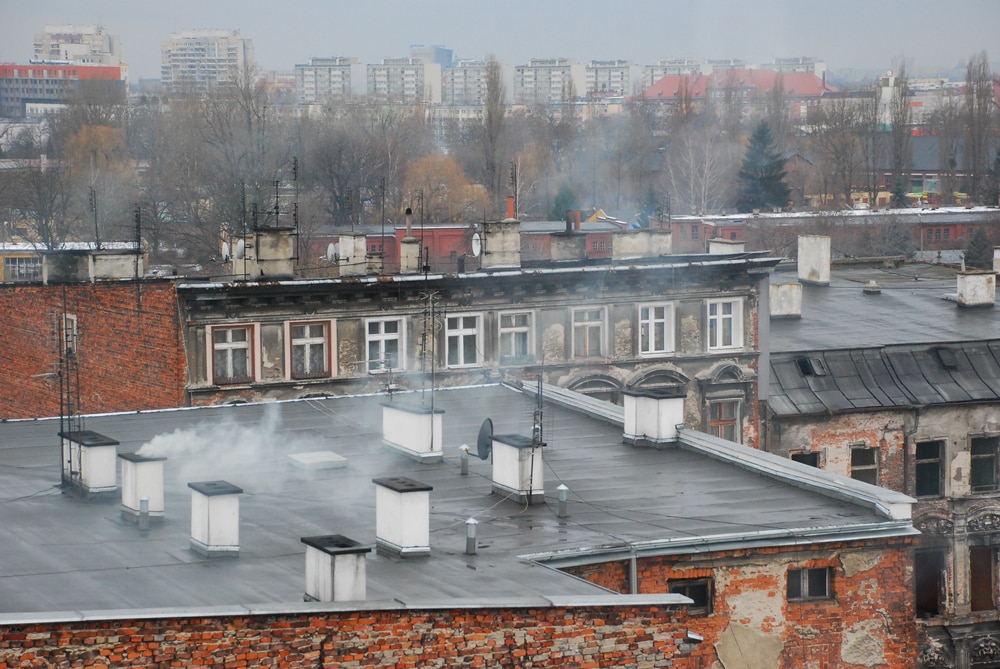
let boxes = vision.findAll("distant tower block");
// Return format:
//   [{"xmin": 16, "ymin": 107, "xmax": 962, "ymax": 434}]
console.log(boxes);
[{"xmin": 188, "ymin": 480, "xmax": 243, "ymax": 558}]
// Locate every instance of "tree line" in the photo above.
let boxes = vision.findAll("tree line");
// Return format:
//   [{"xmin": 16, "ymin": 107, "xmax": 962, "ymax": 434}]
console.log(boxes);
[{"xmin": 0, "ymin": 51, "xmax": 996, "ymax": 268}]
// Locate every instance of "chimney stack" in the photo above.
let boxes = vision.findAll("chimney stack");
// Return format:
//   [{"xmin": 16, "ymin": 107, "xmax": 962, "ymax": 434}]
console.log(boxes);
[
  {"xmin": 60, "ymin": 430, "xmax": 119, "ymax": 499},
  {"xmin": 491, "ymin": 434, "xmax": 545, "ymax": 504},
  {"xmin": 797, "ymin": 234, "xmax": 830, "ymax": 286},
  {"xmin": 119, "ymin": 453, "xmax": 166, "ymax": 524},
  {"xmin": 381, "ymin": 401, "xmax": 445, "ymax": 462},
  {"xmin": 623, "ymin": 389, "xmax": 686, "ymax": 445},
  {"xmin": 301, "ymin": 535, "xmax": 371, "ymax": 602},
  {"xmin": 708, "ymin": 238, "xmax": 745, "ymax": 254},
  {"xmin": 769, "ymin": 282, "xmax": 802, "ymax": 319},
  {"xmin": 373, "ymin": 477, "xmax": 432, "ymax": 557},
  {"xmin": 956, "ymin": 271, "xmax": 996, "ymax": 307},
  {"xmin": 188, "ymin": 480, "xmax": 243, "ymax": 558}
]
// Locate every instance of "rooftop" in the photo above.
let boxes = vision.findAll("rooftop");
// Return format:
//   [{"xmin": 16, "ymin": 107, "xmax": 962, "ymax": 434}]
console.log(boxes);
[{"xmin": 0, "ymin": 384, "xmax": 912, "ymax": 617}]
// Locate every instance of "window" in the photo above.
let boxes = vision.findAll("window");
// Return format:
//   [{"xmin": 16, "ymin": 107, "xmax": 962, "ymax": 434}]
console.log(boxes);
[
  {"xmin": 943, "ymin": 228, "xmax": 950, "ymax": 240},
  {"xmin": 691, "ymin": 224, "xmax": 699, "ymax": 239},
  {"xmin": 914, "ymin": 550, "xmax": 944, "ymax": 618},
  {"xmin": 290, "ymin": 322, "xmax": 329, "ymax": 378},
  {"xmin": 61, "ymin": 313, "xmax": 78, "ymax": 357},
  {"xmin": 709, "ymin": 400, "xmax": 739, "ymax": 443},
  {"xmin": 499, "ymin": 312, "xmax": 532, "ymax": 363},
  {"xmin": 707, "ymin": 299, "xmax": 742, "ymax": 350},
  {"xmin": 971, "ymin": 437, "xmax": 999, "ymax": 492},
  {"xmin": 850, "ymin": 446, "xmax": 878, "ymax": 486},
  {"xmin": 572, "ymin": 308, "xmax": 605, "ymax": 359},
  {"xmin": 971, "ymin": 546, "xmax": 996, "ymax": 611},
  {"xmin": 639, "ymin": 304, "xmax": 674, "ymax": 356},
  {"xmin": 791, "ymin": 451, "xmax": 820, "ymax": 468},
  {"xmin": 4, "ymin": 256, "xmax": 41, "ymax": 281},
  {"xmin": 787, "ymin": 567, "xmax": 831, "ymax": 601},
  {"xmin": 669, "ymin": 578, "xmax": 713, "ymax": 615},
  {"xmin": 367, "ymin": 318, "xmax": 404, "ymax": 373},
  {"xmin": 446, "ymin": 314, "xmax": 481, "ymax": 368},
  {"xmin": 212, "ymin": 326, "xmax": 252, "ymax": 384},
  {"xmin": 915, "ymin": 440, "xmax": 944, "ymax": 497}
]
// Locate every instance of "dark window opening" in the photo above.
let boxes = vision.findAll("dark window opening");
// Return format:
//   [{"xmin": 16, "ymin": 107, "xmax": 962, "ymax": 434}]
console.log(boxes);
[
  {"xmin": 792, "ymin": 451, "xmax": 820, "ymax": 468},
  {"xmin": 795, "ymin": 356, "xmax": 827, "ymax": 376},
  {"xmin": 971, "ymin": 546, "xmax": 996, "ymax": 612},
  {"xmin": 915, "ymin": 440, "xmax": 943, "ymax": 497},
  {"xmin": 850, "ymin": 446, "xmax": 878, "ymax": 486},
  {"xmin": 971, "ymin": 437, "xmax": 999, "ymax": 492},
  {"xmin": 915, "ymin": 550, "xmax": 944, "ymax": 618},
  {"xmin": 669, "ymin": 578, "xmax": 713, "ymax": 616},
  {"xmin": 787, "ymin": 567, "xmax": 831, "ymax": 601}
]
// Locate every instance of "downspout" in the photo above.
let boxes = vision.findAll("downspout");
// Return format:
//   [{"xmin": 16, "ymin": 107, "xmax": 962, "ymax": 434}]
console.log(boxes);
[{"xmin": 903, "ymin": 405, "xmax": 923, "ymax": 495}]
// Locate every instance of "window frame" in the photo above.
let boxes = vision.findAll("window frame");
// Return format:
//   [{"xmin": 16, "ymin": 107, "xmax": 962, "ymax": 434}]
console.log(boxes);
[
  {"xmin": 498, "ymin": 310, "xmax": 534, "ymax": 364},
  {"xmin": 791, "ymin": 451, "xmax": 821, "ymax": 468},
  {"xmin": 211, "ymin": 325, "xmax": 255, "ymax": 385},
  {"xmin": 638, "ymin": 303, "xmax": 675, "ymax": 357},
  {"xmin": 366, "ymin": 317, "xmax": 405, "ymax": 374},
  {"xmin": 850, "ymin": 445, "xmax": 879, "ymax": 486},
  {"xmin": 915, "ymin": 439, "xmax": 944, "ymax": 497},
  {"xmin": 708, "ymin": 399, "xmax": 740, "ymax": 443},
  {"xmin": 288, "ymin": 321, "xmax": 331, "ymax": 380},
  {"xmin": 706, "ymin": 298, "xmax": 743, "ymax": 351},
  {"xmin": 445, "ymin": 312, "xmax": 483, "ymax": 369},
  {"xmin": 970, "ymin": 546, "xmax": 996, "ymax": 612},
  {"xmin": 668, "ymin": 578, "xmax": 713, "ymax": 616},
  {"xmin": 971, "ymin": 436, "xmax": 999, "ymax": 493},
  {"xmin": 787, "ymin": 567, "xmax": 832, "ymax": 602},
  {"xmin": 61, "ymin": 313, "xmax": 78, "ymax": 357},
  {"xmin": 571, "ymin": 307, "xmax": 606, "ymax": 360}
]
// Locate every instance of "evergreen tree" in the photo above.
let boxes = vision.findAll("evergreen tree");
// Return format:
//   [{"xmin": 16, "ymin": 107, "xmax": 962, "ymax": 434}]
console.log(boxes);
[
  {"xmin": 549, "ymin": 183, "xmax": 579, "ymax": 221},
  {"xmin": 965, "ymin": 226, "xmax": 993, "ymax": 269},
  {"xmin": 736, "ymin": 121, "xmax": 790, "ymax": 213}
]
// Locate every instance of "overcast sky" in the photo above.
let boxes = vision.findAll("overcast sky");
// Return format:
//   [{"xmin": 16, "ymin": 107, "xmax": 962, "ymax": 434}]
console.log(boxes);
[{"xmin": 2, "ymin": 0, "xmax": 997, "ymax": 82}]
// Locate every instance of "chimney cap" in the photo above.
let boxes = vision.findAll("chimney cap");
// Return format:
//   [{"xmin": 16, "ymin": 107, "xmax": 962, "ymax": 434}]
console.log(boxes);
[
  {"xmin": 58, "ymin": 430, "xmax": 120, "ymax": 447},
  {"xmin": 118, "ymin": 452, "xmax": 167, "ymax": 463},
  {"xmin": 301, "ymin": 534, "xmax": 372, "ymax": 556},
  {"xmin": 493, "ymin": 434, "xmax": 539, "ymax": 449},
  {"xmin": 372, "ymin": 476, "xmax": 433, "ymax": 493},
  {"xmin": 187, "ymin": 480, "xmax": 244, "ymax": 496}
]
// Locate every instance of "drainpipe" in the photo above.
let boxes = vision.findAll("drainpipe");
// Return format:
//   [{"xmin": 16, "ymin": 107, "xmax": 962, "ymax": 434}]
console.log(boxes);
[
  {"xmin": 629, "ymin": 548, "xmax": 639, "ymax": 595},
  {"xmin": 903, "ymin": 406, "xmax": 923, "ymax": 495}
]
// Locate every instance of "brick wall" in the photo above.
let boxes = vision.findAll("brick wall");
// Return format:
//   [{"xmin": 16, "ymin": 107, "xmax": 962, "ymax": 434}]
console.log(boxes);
[
  {"xmin": 0, "ymin": 605, "xmax": 693, "ymax": 668},
  {"xmin": 565, "ymin": 538, "xmax": 918, "ymax": 668},
  {"xmin": 0, "ymin": 281, "xmax": 186, "ymax": 420}
]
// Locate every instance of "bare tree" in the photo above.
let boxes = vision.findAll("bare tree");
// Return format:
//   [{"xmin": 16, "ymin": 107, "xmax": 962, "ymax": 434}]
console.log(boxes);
[
  {"xmin": 809, "ymin": 97, "xmax": 862, "ymax": 207},
  {"xmin": 888, "ymin": 64, "xmax": 912, "ymax": 207},
  {"xmin": 964, "ymin": 50, "xmax": 994, "ymax": 203},
  {"xmin": 858, "ymin": 83, "xmax": 885, "ymax": 208},
  {"xmin": 481, "ymin": 57, "xmax": 507, "ymax": 212},
  {"xmin": 929, "ymin": 93, "xmax": 963, "ymax": 205}
]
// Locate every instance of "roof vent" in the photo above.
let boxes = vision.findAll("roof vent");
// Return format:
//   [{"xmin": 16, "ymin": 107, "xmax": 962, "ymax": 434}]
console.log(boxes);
[
  {"xmin": 795, "ymin": 356, "xmax": 828, "ymax": 376},
  {"xmin": 863, "ymin": 280, "xmax": 881, "ymax": 294},
  {"xmin": 933, "ymin": 347, "xmax": 958, "ymax": 370}
]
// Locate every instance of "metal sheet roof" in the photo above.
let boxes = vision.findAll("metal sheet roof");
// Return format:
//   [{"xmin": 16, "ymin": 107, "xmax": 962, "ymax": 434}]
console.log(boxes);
[{"xmin": 0, "ymin": 384, "xmax": 909, "ymax": 615}]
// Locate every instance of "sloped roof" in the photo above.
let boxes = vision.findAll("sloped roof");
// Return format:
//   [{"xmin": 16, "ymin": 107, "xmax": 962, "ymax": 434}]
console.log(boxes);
[{"xmin": 644, "ymin": 69, "xmax": 836, "ymax": 100}]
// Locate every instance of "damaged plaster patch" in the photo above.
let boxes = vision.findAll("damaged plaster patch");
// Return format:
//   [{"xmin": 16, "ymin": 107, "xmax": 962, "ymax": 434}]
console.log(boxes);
[
  {"xmin": 716, "ymin": 622, "xmax": 783, "ymax": 669},
  {"xmin": 841, "ymin": 618, "xmax": 885, "ymax": 666},
  {"xmin": 840, "ymin": 550, "xmax": 882, "ymax": 577}
]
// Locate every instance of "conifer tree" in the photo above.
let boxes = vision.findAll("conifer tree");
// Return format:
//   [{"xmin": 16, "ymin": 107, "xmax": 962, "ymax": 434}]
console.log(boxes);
[{"xmin": 737, "ymin": 121, "xmax": 790, "ymax": 212}]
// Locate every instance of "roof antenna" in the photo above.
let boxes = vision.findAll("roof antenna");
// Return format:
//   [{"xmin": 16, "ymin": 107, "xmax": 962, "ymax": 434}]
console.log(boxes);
[{"xmin": 532, "ymin": 373, "xmax": 543, "ymax": 446}]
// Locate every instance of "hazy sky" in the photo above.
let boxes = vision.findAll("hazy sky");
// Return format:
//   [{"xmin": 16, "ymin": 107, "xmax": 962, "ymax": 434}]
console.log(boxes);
[{"xmin": 2, "ymin": 0, "xmax": 997, "ymax": 81}]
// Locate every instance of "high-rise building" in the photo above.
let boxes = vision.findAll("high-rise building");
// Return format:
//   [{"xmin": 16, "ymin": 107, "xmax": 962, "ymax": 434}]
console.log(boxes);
[
  {"xmin": 32, "ymin": 25, "xmax": 122, "ymax": 67},
  {"xmin": 512, "ymin": 58, "xmax": 585, "ymax": 106},
  {"xmin": 641, "ymin": 59, "xmax": 708, "ymax": 89},
  {"xmin": 295, "ymin": 57, "xmax": 356, "ymax": 104},
  {"xmin": 0, "ymin": 63, "xmax": 127, "ymax": 118},
  {"xmin": 585, "ymin": 60, "xmax": 630, "ymax": 97},
  {"xmin": 367, "ymin": 57, "xmax": 441, "ymax": 104},
  {"xmin": 160, "ymin": 29, "xmax": 254, "ymax": 91},
  {"xmin": 409, "ymin": 44, "xmax": 453, "ymax": 69},
  {"xmin": 442, "ymin": 59, "xmax": 494, "ymax": 105}
]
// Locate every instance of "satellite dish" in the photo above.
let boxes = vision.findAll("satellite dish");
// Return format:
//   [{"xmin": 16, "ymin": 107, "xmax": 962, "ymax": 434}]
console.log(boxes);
[
  {"xmin": 476, "ymin": 418, "xmax": 493, "ymax": 461},
  {"xmin": 235, "ymin": 238, "xmax": 246, "ymax": 260},
  {"xmin": 471, "ymin": 232, "xmax": 482, "ymax": 258},
  {"xmin": 325, "ymin": 242, "xmax": 336, "ymax": 262},
  {"xmin": 221, "ymin": 241, "xmax": 231, "ymax": 262}
]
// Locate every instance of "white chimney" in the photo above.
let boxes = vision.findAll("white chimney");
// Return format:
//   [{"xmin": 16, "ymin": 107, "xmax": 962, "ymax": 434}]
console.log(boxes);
[
  {"xmin": 188, "ymin": 480, "xmax": 243, "ymax": 558},
  {"xmin": 241, "ymin": 228, "xmax": 296, "ymax": 280},
  {"xmin": 992, "ymin": 247, "xmax": 1000, "ymax": 273},
  {"xmin": 338, "ymin": 232, "xmax": 370, "ymax": 277},
  {"xmin": 373, "ymin": 477, "xmax": 432, "ymax": 557},
  {"xmin": 797, "ymin": 234, "xmax": 830, "ymax": 286},
  {"xmin": 301, "ymin": 534, "xmax": 371, "ymax": 602},
  {"xmin": 60, "ymin": 430, "xmax": 119, "ymax": 498},
  {"xmin": 769, "ymin": 282, "xmax": 802, "ymax": 319},
  {"xmin": 481, "ymin": 218, "xmax": 521, "ymax": 269},
  {"xmin": 491, "ymin": 434, "xmax": 544, "ymax": 503},
  {"xmin": 708, "ymin": 238, "xmax": 745, "ymax": 254},
  {"xmin": 623, "ymin": 389, "xmax": 686, "ymax": 445},
  {"xmin": 118, "ymin": 453, "xmax": 166, "ymax": 523},
  {"xmin": 381, "ymin": 401, "xmax": 444, "ymax": 462},
  {"xmin": 399, "ymin": 237, "xmax": 422, "ymax": 274},
  {"xmin": 956, "ymin": 271, "xmax": 996, "ymax": 307},
  {"xmin": 612, "ymin": 229, "xmax": 672, "ymax": 261}
]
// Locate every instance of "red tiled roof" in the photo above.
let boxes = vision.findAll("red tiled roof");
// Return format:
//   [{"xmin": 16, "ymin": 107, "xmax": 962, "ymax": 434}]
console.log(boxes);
[{"xmin": 643, "ymin": 68, "xmax": 836, "ymax": 101}]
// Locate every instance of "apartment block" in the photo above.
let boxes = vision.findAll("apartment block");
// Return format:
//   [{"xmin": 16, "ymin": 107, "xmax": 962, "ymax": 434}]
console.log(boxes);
[
  {"xmin": 641, "ymin": 58, "xmax": 708, "ymax": 89},
  {"xmin": 0, "ymin": 63, "xmax": 127, "ymax": 118},
  {"xmin": 585, "ymin": 59, "xmax": 630, "ymax": 97},
  {"xmin": 295, "ymin": 57, "xmax": 356, "ymax": 104},
  {"xmin": 160, "ymin": 29, "xmax": 254, "ymax": 91},
  {"xmin": 442, "ymin": 59, "xmax": 492, "ymax": 105},
  {"xmin": 32, "ymin": 24, "xmax": 122, "ymax": 67},
  {"xmin": 367, "ymin": 57, "xmax": 441, "ymax": 104},
  {"xmin": 513, "ymin": 58, "xmax": 585, "ymax": 106}
]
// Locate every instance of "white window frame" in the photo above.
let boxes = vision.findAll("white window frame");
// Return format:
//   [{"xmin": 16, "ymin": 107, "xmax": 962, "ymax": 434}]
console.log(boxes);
[
  {"xmin": 366, "ymin": 317, "xmax": 405, "ymax": 374},
  {"xmin": 210, "ymin": 325, "xmax": 254, "ymax": 384},
  {"xmin": 638, "ymin": 303, "xmax": 674, "ymax": 356},
  {"xmin": 572, "ymin": 307, "xmax": 606, "ymax": 360},
  {"xmin": 61, "ymin": 313, "xmax": 78, "ymax": 357},
  {"xmin": 498, "ymin": 311, "xmax": 534, "ymax": 363},
  {"xmin": 445, "ymin": 313, "xmax": 483, "ymax": 368},
  {"xmin": 289, "ymin": 321, "xmax": 331, "ymax": 379},
  {"xmin": 707, "ymin": 298, "xmax": 743, "ymax": 351}
]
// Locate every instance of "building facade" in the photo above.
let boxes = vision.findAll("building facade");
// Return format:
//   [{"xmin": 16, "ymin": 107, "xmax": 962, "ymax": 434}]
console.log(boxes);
[
  {"xmin": 0, "ymin": 63, "xmax": 126, "ymax": 118},
  {"xmin": 513, "ymin": 58, "xmax": 586, "ymax": 106},
  {"xmin": 160, "ymin": 29, "xmax": 253, "ymax": 92},
  {"xmin": 32, "ymin": 24, "xmax": 122, "ymax": 67},
  {"xmin": 442, "ymin": 59, "xmax": 491, "ymax": 105},
  {"xmin": 294, "ymin": 56, "xmax": 356, "ymax": 104},
  {"xmin": 585, "ymin": 59, "xmax": 631, "ymax": 97},
  {"xmin": 367, "ymin": 57, "xmax": 441, "ymax": 104}
]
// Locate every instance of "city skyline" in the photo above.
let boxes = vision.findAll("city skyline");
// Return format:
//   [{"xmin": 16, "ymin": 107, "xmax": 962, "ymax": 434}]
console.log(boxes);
[{"xmin": 2, "ymin": 0, "xmax": 998, "ymax": 82}]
